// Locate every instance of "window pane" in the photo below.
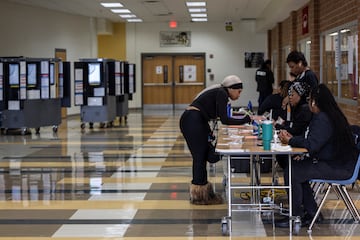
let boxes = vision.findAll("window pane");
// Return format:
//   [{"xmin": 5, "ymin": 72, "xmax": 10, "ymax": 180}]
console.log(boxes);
[
  {"xmin": 339, "ymin": 27, "xmax": 358, "ymax": 99},
  {"xmin": 323, "ymin": 33, "xmax": 338, "ymax": 96}
]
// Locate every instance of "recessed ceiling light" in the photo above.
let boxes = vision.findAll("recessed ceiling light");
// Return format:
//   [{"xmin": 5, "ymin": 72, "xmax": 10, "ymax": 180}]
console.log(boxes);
[
  {"xmin": 119, "ymin": 14, "xmax": 137, "ymax": 18},
  {"xmin": 192, "ymin": 18, "xmax": 207, "ymax": 22},
  {"xmin": 127, "ymin": 19, "xmax": 143, "ymax": 22},
  {"xmin": 188, "ymin": 8, "xmax": 207, "ymax": 13},
  {"xmin": 186, "ymin": 2, "xmax": 206, "ymax": 7},
  {"xmin": 190, "ymin": 13, "xmax": 207, "ymax": 17},
  {"xmin": 111, "ymin": 9, "xmax": 131, "ymax": 13},
  {"xmin": 101, "ymin": 3, "xmax": 124, "ymax": 8}
]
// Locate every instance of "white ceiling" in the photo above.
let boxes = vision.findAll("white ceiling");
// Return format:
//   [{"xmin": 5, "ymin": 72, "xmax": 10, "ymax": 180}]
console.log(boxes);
[{"xmin": 6, "ymin": 0, "xmax": 309, "ymax": 32}]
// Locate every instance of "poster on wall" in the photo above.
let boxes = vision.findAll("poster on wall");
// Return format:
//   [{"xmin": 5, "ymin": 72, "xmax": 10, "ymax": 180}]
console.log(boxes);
[
  {"xmin": 245, "ymin": 52, "xmax": 264, "ymax": 68},
  {"xmin": 183, "ymin": 65, "xmax": 196, "ymax": 81},
  {"xmin": 160, "ymin": 31, "xmax": 191, "ymax": 47}
]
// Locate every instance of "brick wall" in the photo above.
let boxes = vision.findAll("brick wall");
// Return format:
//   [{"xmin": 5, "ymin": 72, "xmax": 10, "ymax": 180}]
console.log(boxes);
[
  {"xmin": 268, "ymin": 0, "xmax": 360, "ymax": 124},
  {"xmin": 319, "ymin": 0, "xmax": 357, "ymax": 32}
]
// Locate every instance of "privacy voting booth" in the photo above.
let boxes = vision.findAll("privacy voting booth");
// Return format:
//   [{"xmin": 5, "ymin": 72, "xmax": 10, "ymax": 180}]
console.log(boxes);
[
  {"xmin": 116, "ymin": 61, "xmax": 136, "ymax": 123},
  {"xmin": 0, "ymin": 57, "xmax": 71, "ymax": 134},
  {"xmin": 74, "ymin": 58, "xmax": 130, "ymax": 129},
  {"xmin": 74, "ymin": 58, "xmax": 136, "ymax": 129}
]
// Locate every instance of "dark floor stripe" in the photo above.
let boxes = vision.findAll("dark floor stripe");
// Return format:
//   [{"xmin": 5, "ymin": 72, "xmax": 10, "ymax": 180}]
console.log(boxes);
[
  {"xmin": 0, "ymin": 219, "xmax": 222, "ymax": 224},
  {"xmin": 1, "ymin": 189, "xmax": 189, "ymax": 194}
]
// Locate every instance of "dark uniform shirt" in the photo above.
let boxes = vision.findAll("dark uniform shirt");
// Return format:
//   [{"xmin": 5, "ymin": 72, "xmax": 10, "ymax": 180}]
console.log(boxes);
[{"xmin": 191, "ymin": 87, "xmax": 251, "ymax": 125}]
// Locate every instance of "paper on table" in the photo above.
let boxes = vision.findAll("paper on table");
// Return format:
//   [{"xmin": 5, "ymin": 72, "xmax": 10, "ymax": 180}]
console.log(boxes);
[
  {"xmin": 271, "ymin": 143, "xmax": 292, "ymax": 152},
  {"xmin": 216, "ymin": 149, "xmax": 246, "ymax": 153}
]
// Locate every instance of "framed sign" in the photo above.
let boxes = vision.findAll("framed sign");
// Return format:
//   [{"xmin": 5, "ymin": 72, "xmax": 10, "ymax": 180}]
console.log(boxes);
[
  {"xmin": 245, "ymin": 52, "xmax": 264, "ymax": 68},
  {"xmin": 160, "ymin": 31, "xmax": 191, "ymax": 47}
]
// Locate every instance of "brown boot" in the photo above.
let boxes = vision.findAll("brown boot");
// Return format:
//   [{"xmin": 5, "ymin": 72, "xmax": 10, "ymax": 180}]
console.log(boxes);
[{"xmin": 190, "ymin": 182, "xmax": 223, "ymax": 205}]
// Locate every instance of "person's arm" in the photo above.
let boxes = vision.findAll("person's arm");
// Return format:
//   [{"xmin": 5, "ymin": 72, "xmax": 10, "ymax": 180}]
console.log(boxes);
[
  {"xmin": 304, "ymin": 70, "xmax": 319, "ymax": 89},
  {"xmin": 287, "ymin": 104, "xmax": 312, "ymax": 136},
  {"xmin": 217, "ymin": 90, "xmax": 251, "ymax": 125},
  {"xmin": 289, "ymin": 113, "xmax": 332, "ymax": 158}
]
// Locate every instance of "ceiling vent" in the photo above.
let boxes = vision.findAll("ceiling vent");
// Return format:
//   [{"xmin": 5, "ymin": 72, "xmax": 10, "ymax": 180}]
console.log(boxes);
[{"xmin": 142, "ymin": 0, "xmax": 172, "ymax": 17}]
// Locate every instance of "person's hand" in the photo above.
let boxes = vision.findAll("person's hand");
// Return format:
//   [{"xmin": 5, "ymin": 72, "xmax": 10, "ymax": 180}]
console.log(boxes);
[
  {"xmin": 282, "ymin": 96, "xmax": 289, "ymax": 109},
  {"xmin": 251, "ymin": 115, "xmax": 266, "ymax": 121},
  {"xmin": 278, "ymin": 129, "xmax": 292, "ymax": 144}
]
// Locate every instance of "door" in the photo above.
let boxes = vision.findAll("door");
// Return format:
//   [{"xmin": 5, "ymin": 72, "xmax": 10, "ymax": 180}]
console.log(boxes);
[
  {"xmin": 142, "ymin": 53, "xmax": 205, "ymax": 109},
  {"xmin": 142, "ymin": 55, "xmax": 173, "ymax": 108}
]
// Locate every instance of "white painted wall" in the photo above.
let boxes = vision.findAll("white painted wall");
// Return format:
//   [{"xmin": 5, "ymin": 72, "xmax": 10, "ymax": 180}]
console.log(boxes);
[
  {"xmin": 126, "ymin": 21, "xmax": 267, "ymax": 108},
  {"xmin": 0, "ymin": 1, "xmax": 97, "ymax": 115}
]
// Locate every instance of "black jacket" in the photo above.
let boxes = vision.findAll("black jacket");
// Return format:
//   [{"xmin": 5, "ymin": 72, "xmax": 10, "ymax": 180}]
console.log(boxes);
[
  {"xmin": 277, "ymin": 103, "xmax": 312, "ymax": 136},
  {"xmin": 191, "ymin": 87, "xmax": 251, "ymax": 125},
  {"xmin": 255, "ymin": 66, "xmax": 274, "ymax": 94},
  {"xmin": 289, "ymin": 111, "xmax": 357, "ymax": 169}
]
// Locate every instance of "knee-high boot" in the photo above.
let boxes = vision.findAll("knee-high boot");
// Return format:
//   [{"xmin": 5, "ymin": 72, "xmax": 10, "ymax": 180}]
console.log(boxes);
[{"xmin": 189, "ymin": 182, "xmax": 223, "ymax": 205}]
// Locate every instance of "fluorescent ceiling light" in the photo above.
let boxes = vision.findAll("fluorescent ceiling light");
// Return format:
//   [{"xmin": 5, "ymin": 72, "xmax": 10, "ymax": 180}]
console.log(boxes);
[
  {"xmin": 111, "ymin": 9, "xmax": 131, "ymax": 13},
  {"xmin": 186, "ymin": 2, "xmax": 206, "ymax": 7},
  {"xmin": 127, "ymin": 19, "xmax": 143, "ymax": 22},
  {"xmin": 192, "ymin": 18, "xmax": 207, "ymax": 22},
  {"xmin": 188, "ymin": 8, "xmax": 207, "ymax": 13},
  {"xmin": 120, "ymin": 14, "xmax": 137, "ymax": 18},
  {"xmin": 190, "ymin": 13, "xmax": 207, "ymax": 17},
  {"xmin": 101, "ymin": 3, "xmax": 123, "ymax": 8}
]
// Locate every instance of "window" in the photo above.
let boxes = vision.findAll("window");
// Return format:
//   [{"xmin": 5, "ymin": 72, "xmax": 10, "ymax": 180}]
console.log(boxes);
[{"xmin": 321, "ymin": 23, "xmax": 358, "ymax": 100}]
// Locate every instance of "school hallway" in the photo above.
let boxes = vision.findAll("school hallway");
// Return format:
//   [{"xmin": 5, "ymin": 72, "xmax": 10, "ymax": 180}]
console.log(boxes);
[{"xmin": 0, "ymin": 109, "xmax": 359, "ymax": 239}]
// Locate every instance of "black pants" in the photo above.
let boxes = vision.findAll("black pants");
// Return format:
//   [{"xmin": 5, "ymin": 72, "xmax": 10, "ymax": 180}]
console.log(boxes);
[
  {"xmin": 180, "ymin": 109, "xmax": 211, "ymax": 185},
  {"xmin": 284, "ymin": 160, "xmax": 353, "ymax": 216}
]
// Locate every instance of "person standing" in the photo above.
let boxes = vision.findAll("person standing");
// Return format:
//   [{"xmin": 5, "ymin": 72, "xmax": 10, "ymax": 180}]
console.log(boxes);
[
  {"xmin": 256, "ymin": 59, "xmax": 274, "ymax": 107},
  {"xmin": 286, "ymin": 50, "xmax": 318, "ymax": 90},
  {"xmin": 179, "ymin": 75, "xmax": 251, "ymax": 205}
]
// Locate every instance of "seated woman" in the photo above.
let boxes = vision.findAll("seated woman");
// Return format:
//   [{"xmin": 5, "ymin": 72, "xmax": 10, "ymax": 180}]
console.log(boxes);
[
  {"xmin": 276, "ymin": 81, "xmax": 312, "ymax": 136},
  {"xmin": 276, "ymin": 84, "xmax": 358, "ymax": 228},
  {"xmin": 257, "ymin": 80, "xmax": 291, "ymax": 121},
  {"xmin": 275, "ymin": 81, "xmax": 313, "ymax": 169}
]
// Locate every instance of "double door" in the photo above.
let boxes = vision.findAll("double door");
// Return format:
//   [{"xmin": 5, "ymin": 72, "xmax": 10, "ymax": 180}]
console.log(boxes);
[{"xmin": 142, "ymin": 53, "xmax": 205, "ymax": 109}]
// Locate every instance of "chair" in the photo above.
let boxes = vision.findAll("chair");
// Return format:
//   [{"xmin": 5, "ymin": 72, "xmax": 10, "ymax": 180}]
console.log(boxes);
[{"xmin": 307, "ymin": 154, "xmax": 360, "ymax": 233}]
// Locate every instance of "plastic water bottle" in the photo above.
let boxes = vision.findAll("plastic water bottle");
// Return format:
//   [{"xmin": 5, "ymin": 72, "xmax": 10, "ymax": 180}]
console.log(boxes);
[
  {"xmin": 247, "ymin": 100, "xmax": 253, "ymax": 114},
  {"xmin": 227, "ymin": 102, "xmax": 232, "ymax": 117},
  {"xmin": 252, "ymin": 120, "xmax": 259, "ymax": 136}
]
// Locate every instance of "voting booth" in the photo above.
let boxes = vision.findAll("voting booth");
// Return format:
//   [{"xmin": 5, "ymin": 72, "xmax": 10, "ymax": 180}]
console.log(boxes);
[
  {"xmin": 74, "ymin": 59, "xmax": 117, "ymax": 129},
  {"xmin": 74, "ymin": 58, "xmax": 135, "ymax": 129},
  {"xmin": 115, "ymin": 61, "xmax": 136, "ymax": 123},
  {"xmin": 0, "ymin": 57, "xmax": 71, "ymax": 134}
]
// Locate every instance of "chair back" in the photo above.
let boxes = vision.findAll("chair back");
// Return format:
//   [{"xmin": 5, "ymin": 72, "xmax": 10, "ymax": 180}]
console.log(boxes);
[{"xmin": 346, "ymin": 154, "xmax": 360, "ymax": 184}]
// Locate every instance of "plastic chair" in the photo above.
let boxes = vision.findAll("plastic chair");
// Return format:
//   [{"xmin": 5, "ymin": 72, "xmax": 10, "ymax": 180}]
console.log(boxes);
[{"xmin": 307, "ymin": 154, "xmax": 360, "ymax": 233}]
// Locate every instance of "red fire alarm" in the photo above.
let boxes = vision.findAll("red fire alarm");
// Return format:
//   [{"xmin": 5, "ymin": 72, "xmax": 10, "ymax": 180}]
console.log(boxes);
[{"xmin": 169, "ymin": 20, "xmax": 177, "ymax": 28}]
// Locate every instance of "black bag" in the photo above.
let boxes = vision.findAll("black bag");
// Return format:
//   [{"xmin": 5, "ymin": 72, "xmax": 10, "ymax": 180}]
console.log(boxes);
[
  {"xmin": 208, "ymin": 141, "xmax": 221, "ymax": 163},
  {"xmin": 230, "ymin": 155, "xmax": 272, "ymax": 173},
  {"xmin": 207, "ymin": 120, "xmax": 221, "ymax": 163}
]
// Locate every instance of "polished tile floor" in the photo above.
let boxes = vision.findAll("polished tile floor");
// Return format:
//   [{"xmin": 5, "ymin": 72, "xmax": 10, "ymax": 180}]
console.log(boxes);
[{"xmin": 0, "ymin": 109, "xmax": 360, "ymax": 240}]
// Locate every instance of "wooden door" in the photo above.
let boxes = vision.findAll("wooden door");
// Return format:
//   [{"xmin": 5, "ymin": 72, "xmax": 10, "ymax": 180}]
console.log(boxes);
[
  {"xmin": 173, "ymin": 55, "xmax": 205, "ymax": 107},
  {"xmin": 142, "ymin": 55, "xmax": 173, "ymax": 107},
  {"xmin": 142, "ymin": 53, "xmax": 205, "ymax": 109}
]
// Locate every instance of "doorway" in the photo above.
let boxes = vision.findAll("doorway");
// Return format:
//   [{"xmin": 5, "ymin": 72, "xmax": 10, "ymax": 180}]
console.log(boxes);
[{"xmin": 142, "ymin": 53, "xmax": 205, "ymax": 110}]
